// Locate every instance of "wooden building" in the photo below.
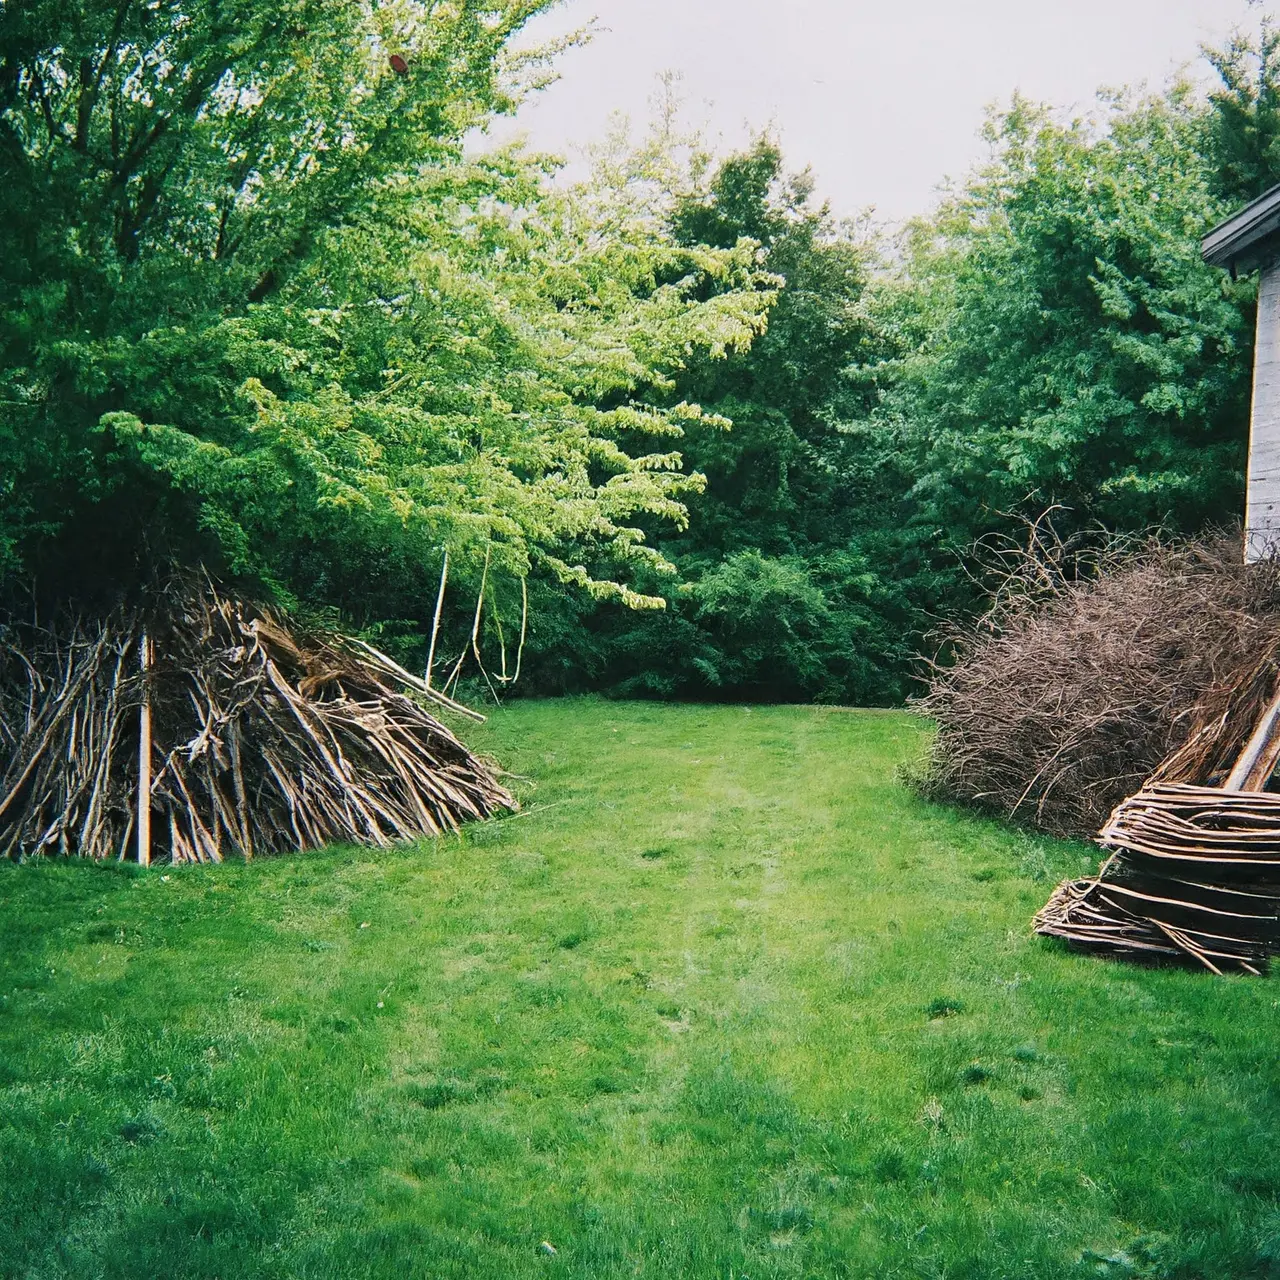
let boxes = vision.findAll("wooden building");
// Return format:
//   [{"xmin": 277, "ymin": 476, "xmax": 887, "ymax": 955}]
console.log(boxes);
[{"xmin": 1204, "ymin": 184, "xmax": 1280, "ymax": 561}]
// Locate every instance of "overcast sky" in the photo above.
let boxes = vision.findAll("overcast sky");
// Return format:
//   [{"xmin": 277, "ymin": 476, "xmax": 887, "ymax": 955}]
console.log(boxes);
[{"xmin": 484, "ymin": 0, "xmax": 1265, "ymax": 224}]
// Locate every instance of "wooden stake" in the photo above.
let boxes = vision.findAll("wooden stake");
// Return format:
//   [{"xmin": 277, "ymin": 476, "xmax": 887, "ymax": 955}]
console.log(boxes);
[
  {"xmin": 442, "ymin": 546, "xmax": 491, "ymax": 697},
  {"xmin": 1225, "ymin": 679, "xmax": 1280, "ymax": 791},
  {"xmin": 136, "ymin": 631, "xmax": 152, "ymax": 867},
  {"xmin": 495, "ymin": 608, "xmax": 508, "ymax": 682},
  {"xmin": 512, "ymin": 577, "xmax": 528, "ymax": 686},
  {"xmin": 425, "ymin": 548, "xmax": 448, "ymax": 689},
  {"xmin": 470, "ymin": 544, "xmax": 490, "ymax": 670},
  {"xmin": 468, "ymin": 546, "xmax": 502, "ymax": 705}
]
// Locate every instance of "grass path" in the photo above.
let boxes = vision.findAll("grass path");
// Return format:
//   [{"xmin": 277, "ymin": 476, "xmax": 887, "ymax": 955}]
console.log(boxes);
[{"xmin": 3, "ymin": 700, "xmax": 1280, "ymax": 1278}]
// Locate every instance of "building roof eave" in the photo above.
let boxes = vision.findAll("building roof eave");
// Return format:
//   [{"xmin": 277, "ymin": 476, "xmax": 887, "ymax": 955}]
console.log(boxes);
[{"xmin": 1203, "ymin": 183, "xmax": 1280, "ymax": 272}]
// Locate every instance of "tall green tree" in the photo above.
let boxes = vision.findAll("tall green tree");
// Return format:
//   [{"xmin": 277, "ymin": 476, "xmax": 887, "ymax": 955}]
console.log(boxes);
[
  {"xmin": 878, "ymin": 84, "xmax": 1255, "ymax": 564},
  {"xmin": 0, "ymin": 1, "xmax": 772, "ymax": 634},
  {"xmin": 527, "ymin": 27, "xmax": 1280, "ymax": 706},
  {"xmin": 520, "ymin": 138, "xmax": 926, "ymax": 703},
  {"xmin": 1204, "ymin": 16, "xmax": 1280, "ymax": 203}
]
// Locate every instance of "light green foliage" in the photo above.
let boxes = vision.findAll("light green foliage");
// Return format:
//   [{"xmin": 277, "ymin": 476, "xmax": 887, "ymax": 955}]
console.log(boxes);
[
  {"xmin": 0, "ymin": 3, "xmax": 772, "ymax": 612},
  {"xmin": 5, "ymin": 701, "xmax": 1280, "ymax": 1276},
  {"xmin": 521, "ymin": 138, "xmax": 922, "ymax": 703},
  {"xmin": 103, "ymin": 148, "xmax": 771, "ymax": 610}
]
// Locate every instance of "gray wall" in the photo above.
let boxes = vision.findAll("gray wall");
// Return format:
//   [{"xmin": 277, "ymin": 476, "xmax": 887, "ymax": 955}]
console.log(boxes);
[{"xmin": 1248, "ymin": 261, "xmax": 1280, "ymax": 562}]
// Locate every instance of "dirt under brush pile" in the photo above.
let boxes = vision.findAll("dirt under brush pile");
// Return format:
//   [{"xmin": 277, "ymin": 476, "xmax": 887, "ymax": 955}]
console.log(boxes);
[
  {"xmin": 0, "ymin": 577, "xmax": 513, "ymax": 863},
  {"xmin": 916, "ymin": 533, "xmax": 1280, "ymax": 840}
]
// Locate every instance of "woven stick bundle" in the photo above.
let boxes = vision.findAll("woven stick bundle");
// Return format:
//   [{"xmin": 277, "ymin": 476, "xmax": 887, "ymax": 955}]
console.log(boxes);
[{"xmin": 1035, "ymin": 653, "xmax": 1280, "ymax": 974}]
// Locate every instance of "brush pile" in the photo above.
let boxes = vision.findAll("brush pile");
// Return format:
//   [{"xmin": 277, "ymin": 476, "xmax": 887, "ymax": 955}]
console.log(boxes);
[
  {"xmin": 1034, "ymin": 648, "xmax": 1280, "ymax": 974},
  {"xmin": 916, "ymin": 526, "xmax": 1280, "ymax": 838},
  {"xmin": 0, "ymin": 577, "xmax": 513, "ymax": 864}
]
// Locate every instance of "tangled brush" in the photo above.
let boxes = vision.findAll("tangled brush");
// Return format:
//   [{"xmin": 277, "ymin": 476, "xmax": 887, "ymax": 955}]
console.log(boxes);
[
  {"xmin": 915, "ymin": 523, "xmax": 1280, "ymax": 840},
  {"xmin": 0, "ymin": 577, "xmax": 513, "ymax": 863}
]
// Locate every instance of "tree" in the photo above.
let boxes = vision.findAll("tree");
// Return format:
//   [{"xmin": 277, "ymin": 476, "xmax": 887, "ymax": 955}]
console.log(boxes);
[
  {"xmin": 516, "ymin": 136, "xmax": 921, "ymax": 702},
  {"xmin": 1204, "ymin": 16, "xmax": 1280, "ymax": 203},
  {"xmin": 0, "ymin": 1, "xmax": 773, "ymax": 641},
  {"xmin": 535, "ymin": 28, "xmax": 1280, "ymax": 706},
  {"xmin": 855, "ymin": 68, "xmax": 1269, "ymax": 645}
]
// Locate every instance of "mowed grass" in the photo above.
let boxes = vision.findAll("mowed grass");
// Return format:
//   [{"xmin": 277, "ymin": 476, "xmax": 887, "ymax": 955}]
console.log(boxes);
[{"xmin": 4, "ymin": 701, "xmax": 1280, "ymax": 1279}]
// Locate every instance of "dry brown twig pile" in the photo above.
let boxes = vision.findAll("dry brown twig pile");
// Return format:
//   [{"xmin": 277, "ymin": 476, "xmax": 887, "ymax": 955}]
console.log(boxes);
[
  {"xmin": 1033, "ymin": 643, "xmax": 1280, "ymax": 975},
  {"xmin": 916, "ymin": 523, "xmax": 1280, "ymax": 838},
  {"xmin": 0, "ymin": 576, "xmax": 512, "ymax": 864},
  {"xmin": 1034, "ymin": 782, "xmax": 1280, "ymax": 974},
  {"xmin": 915, "ymin": 521, "xmax": 1280, "ymax": 972}
]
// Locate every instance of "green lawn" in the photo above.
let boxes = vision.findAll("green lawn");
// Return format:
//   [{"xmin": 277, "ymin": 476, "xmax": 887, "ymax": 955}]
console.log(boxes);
[{"xmin": 3, "ymin": 700, "xmax": 1280, "ymax": 1279}]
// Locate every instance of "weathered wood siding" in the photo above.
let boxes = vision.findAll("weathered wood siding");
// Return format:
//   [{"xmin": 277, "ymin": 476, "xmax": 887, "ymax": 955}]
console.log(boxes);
[{"xmin": 1248, "ymin": 261, "xmax": 1280, "ymax": 562}]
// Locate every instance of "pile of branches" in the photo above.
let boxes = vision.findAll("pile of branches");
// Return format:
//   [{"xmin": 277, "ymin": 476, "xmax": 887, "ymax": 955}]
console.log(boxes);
[
  {"xmin": 1034, "ymin": 784, "xmax": 1280, "ymax": 974},
  {"xmin": 915, "ymin": 522, "xmax": 1280, "ymax": 839},
  {"xmin": 1034, "ymin": 646, "xmax": 1280, "ymax": 973},
  {"xmin": 0, "ymin": 576, "xmax": 513, "ymax": 863}
]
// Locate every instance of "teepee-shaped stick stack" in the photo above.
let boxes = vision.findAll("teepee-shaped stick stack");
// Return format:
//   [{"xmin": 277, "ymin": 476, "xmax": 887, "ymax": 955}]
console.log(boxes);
[{"xmin": 0, "ymin": 576, "xmax": 513, "ymax": 864}]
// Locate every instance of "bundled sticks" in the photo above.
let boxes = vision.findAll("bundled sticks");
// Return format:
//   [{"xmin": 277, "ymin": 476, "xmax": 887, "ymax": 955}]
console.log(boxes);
[
  {"xmin": 1035, "ymin": 654, "xmax": 1280, "ymax": 974},
  {"xmin": 0, "ymin": 577, "xmax": 513, "ymax": 864},
  {"xmin": 1035, "ymin": 790, "xmax": 1280, "ymax": 974}
]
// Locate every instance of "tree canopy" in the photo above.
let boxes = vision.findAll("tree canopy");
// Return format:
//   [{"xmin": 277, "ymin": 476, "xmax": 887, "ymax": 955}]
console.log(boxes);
[
  {"xmin": 0, "ymin": 0, "xmax": 771, "ymax": 627},
  {"xmin": 518, "ymin": 26, "xmax": 1280, "ymax": 705},
  {"xmin": 4, "ymin": 7, "xmax": 1280, "ymax": 705}
]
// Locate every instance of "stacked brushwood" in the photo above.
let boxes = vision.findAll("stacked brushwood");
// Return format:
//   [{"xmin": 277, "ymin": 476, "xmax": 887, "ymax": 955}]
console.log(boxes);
[
  {"xmin": 0, "ymin": 577, "xmax": 513, "ymax": 864},
  {"xmin": 916, "ymin": 526, "xmax": 1280, "ymax": 838},
  {"xmin": 1035, "ymin": 651, "xmax": 1280, "ymax": 974},
  {"xmin": 913, "ymin": 521, "xmax": 1280, "ymax": 973}
]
